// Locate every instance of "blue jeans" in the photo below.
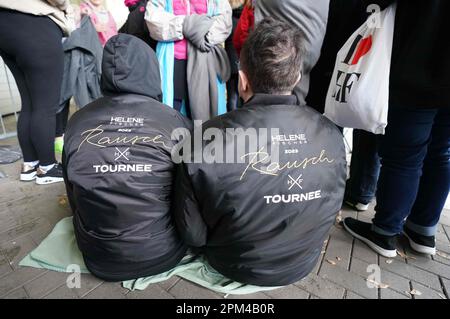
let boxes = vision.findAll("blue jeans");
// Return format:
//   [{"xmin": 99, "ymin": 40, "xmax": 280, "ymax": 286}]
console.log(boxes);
[
  {"xmin": 373, "ymin": 107, "xmax": 450, "ymax": 236},
  {"xmin": 345, "ymin": 130, "xmax": 381, "ymax": 205}
]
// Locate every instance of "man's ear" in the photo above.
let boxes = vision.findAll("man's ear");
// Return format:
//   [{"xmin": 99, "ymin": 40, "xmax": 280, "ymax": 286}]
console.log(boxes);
[
  {"xmin": 295, "ymin": 72, "xmax": 302, "ymax": 86},
  {"xmin": 238, "ymin": 70, "xmax": 249, "ymax": 93}
]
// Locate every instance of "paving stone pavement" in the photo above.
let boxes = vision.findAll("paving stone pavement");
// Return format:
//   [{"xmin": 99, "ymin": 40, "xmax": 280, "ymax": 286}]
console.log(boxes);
[{"xmin": 1, "ymin": 138, "xmax": 450, "ymax": 299}]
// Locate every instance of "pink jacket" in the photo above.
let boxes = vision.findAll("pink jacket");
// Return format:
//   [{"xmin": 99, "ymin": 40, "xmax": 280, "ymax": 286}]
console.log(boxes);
[
  {"xmin": 173, "ymin": 0, "xmax": 208, "ymax": 60},
  {"xmin": 80, "ymin": 1, "xmax": 118, "ymax": 46}
]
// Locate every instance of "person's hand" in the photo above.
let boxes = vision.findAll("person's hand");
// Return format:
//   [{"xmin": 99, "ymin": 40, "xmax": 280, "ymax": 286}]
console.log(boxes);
[{"xmin": 81, "ymin": 6, "xmax": 92, "ymax": 16}]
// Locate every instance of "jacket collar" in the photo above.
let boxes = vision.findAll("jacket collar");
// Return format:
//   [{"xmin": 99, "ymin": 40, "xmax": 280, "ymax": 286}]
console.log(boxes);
[{"xmin": 244, "ymin": 94, "xmax": 298, "ymax": 108}]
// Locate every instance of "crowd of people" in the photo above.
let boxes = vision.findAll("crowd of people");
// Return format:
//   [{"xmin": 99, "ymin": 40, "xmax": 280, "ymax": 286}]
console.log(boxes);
[{"xmin": 0, "ymin": 0, "xmax": 449, "ymax": 287}]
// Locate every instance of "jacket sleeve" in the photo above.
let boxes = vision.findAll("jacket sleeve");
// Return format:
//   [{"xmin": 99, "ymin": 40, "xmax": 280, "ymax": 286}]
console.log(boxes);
[
  {"xmin": 206, "ymin": 0, "xmax": 233, "ymax": 45},
  {"xmin": 62, "ymin": 148, "xmax": 77, "ymax": 215},
  {"xmin": 173, "ymin": 163, "xmax": 207, "ymax": 248},
  {"xmin": 232, "ymin": 5, "xmax": 253, "ymax": 56},
  {"xmin": 144, "ymin": 0, "xmax": 185, "ymax": 42}
]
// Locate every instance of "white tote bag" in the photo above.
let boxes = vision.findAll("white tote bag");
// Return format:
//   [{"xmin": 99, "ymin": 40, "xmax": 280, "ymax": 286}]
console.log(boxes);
[{"xmin": 324, "ymin": 4, "xmax": 396, "ymax": 135}]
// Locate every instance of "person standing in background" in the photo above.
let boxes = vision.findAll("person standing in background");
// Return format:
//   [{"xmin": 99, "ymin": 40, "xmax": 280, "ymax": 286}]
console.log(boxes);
[
  {"xmin": 145, "ymin": 0, "xmax": 232, "ymax": 120},
  {"xmin": 343, "ymin": 0, "xmax": 450, "ymax": 258},
  {"xmin": 254, "ymin": 0, "xmax": 329, "ymax": 106},
  {"xmin": 232, "ymin": 0, "xmax": 254, "ymax": 58},
  {"xmin": 225, "ymin": 0, "xmax": 245, "ymax": 111},
  {"xmin": 80, "ymin": 0, "xmax": 117, "ymax": 46},
  {"xmin": 0, "ymin": 0, "xmax": 73, "ymax": 184}
]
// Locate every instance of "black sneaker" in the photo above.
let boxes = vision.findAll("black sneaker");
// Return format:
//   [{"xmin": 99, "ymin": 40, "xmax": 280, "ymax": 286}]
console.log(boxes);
[
  {"xmin": 403, "ymin": 226, "xmax": 436, "ymax": 255},
  {"xmin": 35, "ymin": 163, "xmax": 64, "ymax": 185},
  {"xmin": 20, "ymin": 163, "xmax": 38, "ymax": 182},
  {"xmin": 343, "ymin": 217, "xmax": 397, "ymax": 258}
]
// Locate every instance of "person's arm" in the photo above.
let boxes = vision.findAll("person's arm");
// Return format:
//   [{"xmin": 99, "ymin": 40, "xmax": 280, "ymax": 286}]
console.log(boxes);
[
  {"xmin": 206, "ymin": 0, "xmax": 233, "ymax": 45},
  {"xmin": 173, "ymin": 162, "xmax": 207, "ymax": 248},
  {"xmin": 232, "ymin": 4, "xmax": 253, "ymax": 56},
  {"xmin": 144, "ymin": 0, "xmax": 185, "ymax": 42}
]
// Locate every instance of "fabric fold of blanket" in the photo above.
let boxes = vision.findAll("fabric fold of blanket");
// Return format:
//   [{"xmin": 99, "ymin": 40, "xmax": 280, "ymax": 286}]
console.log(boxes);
[
  {"xmin": 184, "ymin": 14, "xmax": 231, "ymax": 121},
  {"xmin": 19, "ymin": 217, "xmax": 280, "ymax": 295}
]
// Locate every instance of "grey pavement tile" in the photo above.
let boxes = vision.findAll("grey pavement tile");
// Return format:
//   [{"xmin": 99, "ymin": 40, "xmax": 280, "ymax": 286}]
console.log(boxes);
[
  {"xmin": 436, "ymin": 225, "xmax": 450, "ymax": 244},
  {"xmin": 350, "ymin": 257, "xmax": 410, "ymax": 296},
  {"xmin": 169, "ymin": 279, "xmax": 222, "ymax": 299},
  {"xmin": 380, "ymin": 288, "xmax": 411, "ymax": 299},
  {"xmin": 24, "ymin": 271, "xmax": 68, "ymax": 298},
  {"xmin": 74, "ymin": 273, "xmax": 105, "ymax": 297},
  {"xmin": 226, "ymin": 292, "xmax": 272, "ymax": 299},
  {"xmin": 2, "ymin": 287, "xmax": 29, "ymax": 299},
  {"xmin": 263, "ymin": 285, "xmax": 309, "ymax": 299},
  {"xmin": 319, "ymin": 262, "xmax": 378, "ymax": 299},
  {"xmin": 410, "ymin": 282, "xmax": 446, "ymax": 299},
  {"xmin": 352, "ymin": 240, "xmax": 378, "ymax": 265},
  {"xmin": 345, "ymin": 291, "xmax": 365, "ymax": 299},
  {"xmin": 0, "ymin": 235, "xmax": 36, "ymax": 270},
  {"xmin": 83, "ymin": 282, "xmax": 128, "ymax": 299},
  {"xmin": 126, "ymin": 285, "xmax": 174, "ymax": 299},
  {"xmin": 0, "ymin": 267, "xmax": 47, "ymax": 297},
  {"xmin": 324, "ymin": 227, "xmax": 354, "ymax": 269},
  {"xmin": 441, "ymin": 278, "xmax": 450, "ymax": 298},
  {"xmin": 378, "ymin": 256, "xmax": 442, "ymax": 291},
  {"xmin": 42, "ymin": 285, "xmax": 79, "ymax": 299},
  {"xmin": 294, "ymin": 273, "xmax": 345, "ymax": 299},
  {"xmin": 0, "ymin": 251, "xmax": 12, "ymax": 278},
  {"xmin": 406, "ymin": 255, "xmax": 450, "ymax": 280}
]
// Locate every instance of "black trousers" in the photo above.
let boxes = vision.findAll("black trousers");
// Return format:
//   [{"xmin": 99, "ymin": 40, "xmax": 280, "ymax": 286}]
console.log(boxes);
[{"xmin": 0, "ymin": 10, "xmax": 63, "ymax": 165}]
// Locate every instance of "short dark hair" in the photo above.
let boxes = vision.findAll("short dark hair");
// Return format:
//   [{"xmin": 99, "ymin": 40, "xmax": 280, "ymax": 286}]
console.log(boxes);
[{"xmin": 240, "ymin": 17, "xmax": 305, "ymax": 95}]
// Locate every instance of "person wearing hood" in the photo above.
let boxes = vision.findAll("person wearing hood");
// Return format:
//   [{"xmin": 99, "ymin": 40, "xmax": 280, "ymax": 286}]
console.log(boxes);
[
  {"xmin": 62, "ymin": 34, "xmax": 191, "ymax": 281},
  {"xmin": 173, "ymin": 18, "xmax": 346, "ymax": 286}
]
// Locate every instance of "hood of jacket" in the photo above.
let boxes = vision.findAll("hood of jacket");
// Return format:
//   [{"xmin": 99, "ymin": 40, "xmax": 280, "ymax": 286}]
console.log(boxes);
[{"xmin": 101, "ymin": 33, "xmax": 162, "ymax": 101}]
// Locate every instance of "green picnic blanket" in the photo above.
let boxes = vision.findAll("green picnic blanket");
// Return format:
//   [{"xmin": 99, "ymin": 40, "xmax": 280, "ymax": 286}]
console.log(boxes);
[{"xmin": 20, "ymin": 217, "xmax": 280, "ymax": 295}]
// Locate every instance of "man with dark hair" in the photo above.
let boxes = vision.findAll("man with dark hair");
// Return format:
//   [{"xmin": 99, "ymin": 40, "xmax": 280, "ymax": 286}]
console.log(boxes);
[
  {"xmin": 173, "ymin": 18, "xmax": 346, "ymax": 286},
  {"xmin": 254, "ymin": 0, "xmax": 329, "ymax": 106}
]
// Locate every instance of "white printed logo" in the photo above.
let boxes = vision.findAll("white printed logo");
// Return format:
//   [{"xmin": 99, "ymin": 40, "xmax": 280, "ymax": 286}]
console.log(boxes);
[
  {"xmin": 287, "ymin": 174, "xmax": 303, "ymax": 190},
  {"xmin": 114, "ymin": 147, "xmax": 130, "ymax": 161},
  {"xmin": 271, "ymin": 134, "xmax": 308, "ymax": 145},
  {"xmin": 110, "ymin": 116, "xmax": 144, "ymax": 127}
]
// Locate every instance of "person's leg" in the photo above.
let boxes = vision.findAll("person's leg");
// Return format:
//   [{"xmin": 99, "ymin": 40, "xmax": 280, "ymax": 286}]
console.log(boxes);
[
  {"xmin": 0, "ymin": 53, "xmax": 37, "ymax": 163},
  {"xmin": 372, "ymin": 107, "xmax": 438, "ymax": 236},
  {"xmin": 405, "ymin": 108, "xmax": 450, "ymax": 237},
  {"xmin": 343, "ymin": 106, "xmax": 438, "ymax": 258},
  {"xmin": 345, "ymin": 129, "xmax": 380, "ymax": 210},
  {"xmin": 13, "ymin": 16, "xmax": 63, "ymax": 166},
  {"xmin": 226, "ymin": 74, "xmax": 239, "ymax": 112}
]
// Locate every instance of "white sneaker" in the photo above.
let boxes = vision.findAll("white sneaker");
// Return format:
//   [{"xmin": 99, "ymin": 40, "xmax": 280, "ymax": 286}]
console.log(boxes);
[
  {"xmin": 345, "ymin": 200, "xmax": 369, "ymax": 212},
  {"xmin": 20, "ymin": 163, "xmax": 38, "ymax": 182}
]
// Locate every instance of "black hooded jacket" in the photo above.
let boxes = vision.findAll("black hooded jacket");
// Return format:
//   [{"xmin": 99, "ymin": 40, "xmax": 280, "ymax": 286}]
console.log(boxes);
[
  {"xmin": 173, "ymin": 94, "xmax": 347, "ymax": 286},
  {"xmin": 62, "ymin": 34, "xmax": 191, "ymax": 281}
]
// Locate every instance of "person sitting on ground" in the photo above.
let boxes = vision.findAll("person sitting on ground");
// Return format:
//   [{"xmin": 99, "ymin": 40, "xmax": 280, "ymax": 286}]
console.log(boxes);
[
  {"xmin": 172, "ymin": 18, "xmax": 347, "ymax": 287},
  {"xmin": 62, "ymin": 34, "xmax": 191, "ymax": 281}
]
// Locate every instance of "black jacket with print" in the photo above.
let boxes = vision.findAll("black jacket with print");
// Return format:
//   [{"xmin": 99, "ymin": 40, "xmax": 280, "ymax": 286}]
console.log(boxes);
[
  {"xmin": 173, "ymin": 94, "xmax": 347, "ymax": 286},
  {"xmin": 62, "ymin": 34, "xmax": 191, "ymax": 282}
]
